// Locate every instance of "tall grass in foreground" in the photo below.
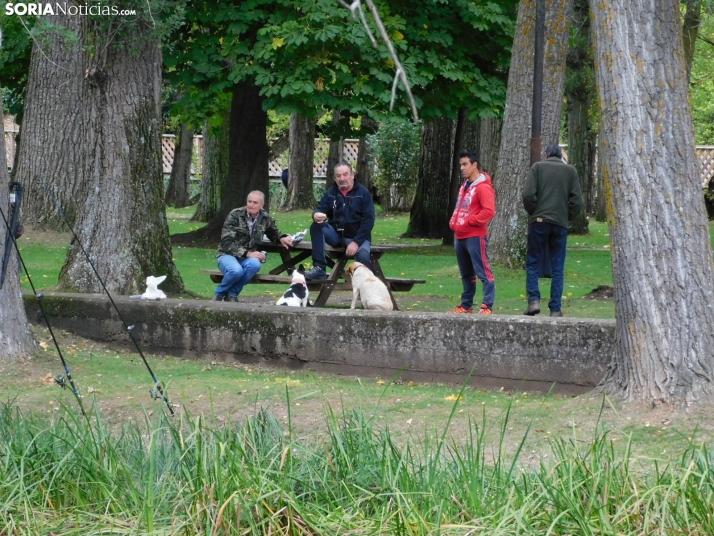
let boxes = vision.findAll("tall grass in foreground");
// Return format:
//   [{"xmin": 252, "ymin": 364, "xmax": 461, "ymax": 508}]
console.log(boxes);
[{"xmin": 0, "ymin": 400, "xmax": 713, "ymax": 535}]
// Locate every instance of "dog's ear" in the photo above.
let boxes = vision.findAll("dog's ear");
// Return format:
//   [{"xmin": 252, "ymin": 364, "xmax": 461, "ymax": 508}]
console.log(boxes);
[{"xmin": 298, "ymin": 264, "xmax": 305, "ymax": 274}]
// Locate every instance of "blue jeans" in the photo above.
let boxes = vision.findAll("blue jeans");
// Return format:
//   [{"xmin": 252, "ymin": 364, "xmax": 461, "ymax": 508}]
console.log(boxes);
[
  {"xmin": 454, "ymin": 236, "xmax": 495, "ymax": 309},
  {"xmin": 310, "ymin": 222, "xmax": 371, "ymax": 269},
  {"xmin": 526, "ymin": 222, "xmax": 568, "ymax": 312},
  {"xmin": 215, "ymin": 255, "xmax": 261, "ymax": 298}
]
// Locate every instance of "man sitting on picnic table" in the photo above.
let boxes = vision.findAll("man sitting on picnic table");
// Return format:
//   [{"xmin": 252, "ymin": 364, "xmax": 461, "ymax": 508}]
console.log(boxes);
[
  {"xmin": 212, "ymin": 191, "xmax": 293, "ymax": 302},
  {"xmin": 304, "ymin": 161, "xmax": 375, "ymax": 281}
]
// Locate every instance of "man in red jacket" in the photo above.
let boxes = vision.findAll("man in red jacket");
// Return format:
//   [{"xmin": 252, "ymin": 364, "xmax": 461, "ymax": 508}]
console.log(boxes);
[{"xmin": 448, "ymin": 152, "xmax": 496, "ymax": 314}]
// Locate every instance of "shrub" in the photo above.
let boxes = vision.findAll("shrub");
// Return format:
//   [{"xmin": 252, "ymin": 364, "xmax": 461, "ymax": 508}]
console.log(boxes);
[{"xmin": 367, "ymin": 120, "xmax": 421, "ymax": 213}]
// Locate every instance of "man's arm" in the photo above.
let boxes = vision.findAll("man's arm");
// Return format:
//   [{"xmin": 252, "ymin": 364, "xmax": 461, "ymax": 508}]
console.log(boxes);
[
  {"xmin": 522, "ymin": 164, "xmax": 539, "ymax": 214},
  {"xmin": 263, "ymin": 214, "xmax": 293, "ymax": 248},
  {"xmin": 312, "ymin": 188, "xmax": 332, "ymax": 222},
  {"xmin": 468, "ymin": 185, "xmax": 496, "ymax": 227},
  {"xmin": 352, "ymin": 188, "xmax": 375, "ymax": 245},
  {"xmin": 568, "ymin": 169, "xmax": 585, "ymax": 220}
]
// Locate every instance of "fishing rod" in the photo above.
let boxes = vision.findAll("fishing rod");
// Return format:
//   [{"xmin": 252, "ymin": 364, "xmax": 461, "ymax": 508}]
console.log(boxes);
[
  {"xmin": 0, "ymin": 183, "xmax": 86, "ymax": 416},
  {"xmin": 37, "ymin": 176, "xmax": 175, "ymax": 417}
]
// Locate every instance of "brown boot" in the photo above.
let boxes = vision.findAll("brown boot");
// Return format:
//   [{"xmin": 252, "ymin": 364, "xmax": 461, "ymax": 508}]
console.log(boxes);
[{"xmin": 524, "ymin": 300, "xmax": 540, "ymax": 316}]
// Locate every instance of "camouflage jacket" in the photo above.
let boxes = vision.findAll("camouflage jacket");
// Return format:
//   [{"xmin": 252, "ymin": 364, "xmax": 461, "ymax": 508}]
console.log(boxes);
[{"xmin": 216, "ymin": 207, "xmax": 286, "ymax": 260}]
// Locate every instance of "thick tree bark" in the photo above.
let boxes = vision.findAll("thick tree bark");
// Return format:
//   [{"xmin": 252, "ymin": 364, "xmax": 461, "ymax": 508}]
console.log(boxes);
[
  {"xmin": 566, "ymin": 0, "xmax": 594, "ymax": 234},
  {"xmin": 593, "ymin": 132, "xmax": 607, "ymax": 222},
  {"xmin": 0, "ymin": 84, "xmax": 35, "ymax": 360},
  {"xmin": 57, "ymin": 23, "xmax": 184, "ymax": 295},
  {"xmin": 479, "ymin": 117, "xmax": 502, "ymax": 179},
  {"xmin": 13, "ymin": 14, "xmax": 85, "ymax": 230},
  {"xmin": 404, "ymin": 118, "xmax": 455, "ymax": 239},
  {"xmin": 592, "ymin": 0, "xmax": 714, "ymax": 405},
  {"xmin": 286, "ymin": 113, "xmax": 316, "ymax": 211},
  {"xmin": 165, "ymin": 123, "xmax": 194, "ymax": 208},
  {"xmin": 356, "ymin": 116, "xmax": 378, "ymax": 192},
  {"xmin": 192, "ymin": 115, "xmax": 230, "ymax": 223},
  {"xmin": 446, "ymin": 108, "xmax": 469, "ymax": 246},
  {"xmin": 489, "ymin": 0, "xmax": 573, "ymax": 268},
  {"xmin": 325, "ymin": 109, "xmax": 344, "ymax": 178}
]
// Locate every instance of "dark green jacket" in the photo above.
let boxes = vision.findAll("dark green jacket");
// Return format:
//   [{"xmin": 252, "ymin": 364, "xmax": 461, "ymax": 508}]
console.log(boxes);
[
  {"xmin": 216, "ymin": 207, "xmax": 286, "ymax": 260},
  {"xmin": 522, "ymin": 157, "xmax": 584, "ymax": 228}
]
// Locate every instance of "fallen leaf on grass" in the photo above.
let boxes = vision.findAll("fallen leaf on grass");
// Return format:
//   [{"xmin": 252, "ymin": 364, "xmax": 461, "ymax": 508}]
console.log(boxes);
[
  {"xmin": 40, "ymin": 373, "xmax": 55, "ymax": 386},
  {"xmin": 444, "ymin": 394, "xmax": 462, "ymax": 401},
  {"xmin": 376, "ymin": 380, "xmax": 386, "ymax": 385},
  {"xmin": 39, "ymin": 341, "xmax": 49, "ymax": 350}
]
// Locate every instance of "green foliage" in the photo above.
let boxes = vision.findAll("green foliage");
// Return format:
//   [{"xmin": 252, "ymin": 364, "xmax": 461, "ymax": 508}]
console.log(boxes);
[
  {"xmin": 691, "ymin": 8, "xmax": 714, "ymax": 144},
  {"xmin": 367, "ymin": 119, "xmax": 421, "ymax": 212}
]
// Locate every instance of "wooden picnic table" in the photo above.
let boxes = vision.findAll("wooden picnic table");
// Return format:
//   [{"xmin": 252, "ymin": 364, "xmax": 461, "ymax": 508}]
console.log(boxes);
[{"xmin": 201, "ymin": 241, "xmax": 424, "ymax": 310}]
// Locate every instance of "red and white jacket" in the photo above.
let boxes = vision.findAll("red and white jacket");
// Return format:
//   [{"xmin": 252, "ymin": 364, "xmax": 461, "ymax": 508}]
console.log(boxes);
[{"xmin": 449, "ymin": 172, "xmax": 496, "ymax": 239}]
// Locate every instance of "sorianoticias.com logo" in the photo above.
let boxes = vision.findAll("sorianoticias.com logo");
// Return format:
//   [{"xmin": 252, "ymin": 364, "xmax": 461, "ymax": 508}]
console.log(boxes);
[{"xmin": 5, "ymin": 3, "xmax": 136, "ymax": 16}]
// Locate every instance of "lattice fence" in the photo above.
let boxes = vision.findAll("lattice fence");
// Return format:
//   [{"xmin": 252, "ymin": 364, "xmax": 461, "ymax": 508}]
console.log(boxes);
[
  {"xmin": 267, "ymin": 139, "xmax": 359, "ymax": 178},
  {"xmin": 696, "ymin": 146, "xmax": 714, "ymax": 187}
]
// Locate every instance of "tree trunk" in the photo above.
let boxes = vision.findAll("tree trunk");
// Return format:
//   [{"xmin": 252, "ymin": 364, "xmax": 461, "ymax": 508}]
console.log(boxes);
[
  {"xmin": 0, "ymin": 83, "xmax": 35, "ymax": 360},
  {"xmin": 286, "ymin": 113, "xmax": 316, "ymax": 211},
  {"xmin": 57, "ymin": 23, "xmax": 184, "ymax": 295},
  {"xmin": 489, "ymin": 0, "xmax": 573, "ymax": 268},
  {"xmin": 174, "ymin": 83, "xmax": 270, "ymax": 243},
  {"xmin": 682, "ymin": 0, "xmax": 702, "ymax": 80},
  {"xmin": 165, "ymin": 123, "xmax": 194, "ymax": 208},
  {"xmin": 404, "ymin": 118, "xmax": 455, "ymax": 239},
  {"xmin": 325, "ymin": 109, "xmax": 344, "ymax": 178},
  {"xmin": 192, "ymin": 114, "xmax": 230, "ymax": 223},
  {"xmin": 479, "ymin": 117, "xmax": 502, "ymax": 179},
  {"xmin": 445, "ymin": 108, "xmax": 469, "ymax": 246},
  {"xmin": 566, "ymin": 0, "xmax": 594, "ymax": 234},
  {"xmin": 12, "ymin": 14, "xmax": 85, "ymax": 230},
  {"xmin": 592, "ymin": 0, "xmax": 714, "ymax": 405},
  {"xmin": 356, "ymin": 116, "xmax": 378, "ymax": 191}
]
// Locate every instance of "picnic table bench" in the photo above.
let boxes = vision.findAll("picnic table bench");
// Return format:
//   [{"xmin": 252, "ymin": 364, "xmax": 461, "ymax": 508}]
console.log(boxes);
[{"xmin": 201, "ymin": 241, "xmax": 425, "ymax": 310}]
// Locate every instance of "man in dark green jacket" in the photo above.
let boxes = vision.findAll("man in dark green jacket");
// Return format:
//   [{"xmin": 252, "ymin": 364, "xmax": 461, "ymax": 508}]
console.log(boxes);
[
  {"xmin": 213, "ymin": 191, "xmax": 293, "ymax": 302},
  {"xmin": 522, "ymin": 144, "xmax": 584, "ymax": 317}
]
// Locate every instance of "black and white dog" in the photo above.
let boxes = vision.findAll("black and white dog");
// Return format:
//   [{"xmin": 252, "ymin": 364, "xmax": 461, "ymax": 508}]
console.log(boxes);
[{"xmin": 276, "ymin": 265, "xmax": 309, "ymax": 307}]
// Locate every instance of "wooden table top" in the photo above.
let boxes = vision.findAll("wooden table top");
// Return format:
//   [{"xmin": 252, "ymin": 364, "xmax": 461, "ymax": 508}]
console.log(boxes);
[{"xmin": 258, "ymin": 240, "xmax": 398, "ymax": 253}]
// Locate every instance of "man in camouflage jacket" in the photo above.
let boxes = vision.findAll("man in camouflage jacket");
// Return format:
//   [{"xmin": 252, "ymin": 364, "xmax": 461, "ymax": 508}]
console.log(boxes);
[{"xmin": 213, "ymin": 191, "xmax": 293, "ymax": 302}]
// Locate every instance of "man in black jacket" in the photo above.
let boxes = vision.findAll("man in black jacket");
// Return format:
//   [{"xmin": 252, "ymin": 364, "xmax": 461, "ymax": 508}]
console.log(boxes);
[
  {"xmin": 304, "ymin": 161, "xmax": 375, "ymax": 281},
  {"xmin": 522, "ymin": 144, "xmax": 584, "ymax": 317}
]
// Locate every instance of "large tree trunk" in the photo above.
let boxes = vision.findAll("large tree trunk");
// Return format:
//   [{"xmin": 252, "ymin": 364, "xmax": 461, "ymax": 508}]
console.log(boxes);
[
  {"xmin": 489, "ymin": 0, "xmax": 573, "ymax": 268},
  {"xmin": 12, "ymin": 14, "xmax": 85, "ymax": 230},
  {"xmin": 192, "ymin": 114, "xmax": 230, "ymax": 223},
  {"xmin": 165, "ymin": 123, "xmax": 194, "ymax": 208},
  {"xmin": 356, "ymin": 116, "xmax": 378, "ymax": 191},
  {"xmin": 445, "ymin": 108, "xmax": 469, "ymax": 247},
  {"xmin": 325, "ymin": 109, "xmax": 344, "ymax": 179},
  {"xmin": 286, "ymin": 113, "xmax": 316, "ymax": 211},
  {"xmin": 173, "ymin": 83, "xmax": 270, "ymax": 243},
  {"xmin": 593, "ymin": 132, "xmax": 607, "ymax": 222},
  {"xmin": 479, "ymin": 117, "xmax": 502, "ymax": 179},
  {"xmin": 566, "ymin": 0, "xmax": 594, "ymax": 234},
  {"xmin": 0, "ymin": 84, "xmax": 35, "ymax": 360},
  {"xmin": 404, "ymin": 118, "xmax": 455, "ymax": 240},
  {"xmin": 592, "ymin": 0, "xmax": 714, "ymax": 405},
  {"xmin": 57, "ymin": 22, "xmax": 184, "ymax": 295}
]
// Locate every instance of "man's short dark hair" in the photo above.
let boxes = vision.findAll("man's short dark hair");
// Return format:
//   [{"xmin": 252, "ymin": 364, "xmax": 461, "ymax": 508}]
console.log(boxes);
[
  {"xmin": 459, "ymin": 151, "xmax": 480, "ymax": 165},
  {"xmin": 334, "ymin": 160, "xmax": 354, "ymax": 174},
  {"xmin": 545, "ymin": 144, "xmax": 562, "ymax": 159}
]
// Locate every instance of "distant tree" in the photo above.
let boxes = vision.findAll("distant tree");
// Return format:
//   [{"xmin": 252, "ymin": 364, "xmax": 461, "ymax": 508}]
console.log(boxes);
[
  {"xmin": 165, "ymin": 122, "xmax": 194, "ymax": 208},
  {"xmin": 192, "ymin": 110, "xmax": 230, "ymax": 223},
  {"xmin": 286, "ymin": 113, "xmax": 317, "ymax": 210},
  {"xmin": 592, "ymin": 0, "xmax": 714, "ymax": 405}
]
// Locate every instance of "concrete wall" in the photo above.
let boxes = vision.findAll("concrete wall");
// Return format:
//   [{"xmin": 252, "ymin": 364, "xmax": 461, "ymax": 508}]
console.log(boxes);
[{"xmin": 24, "ymin": 292, "xmax": 615, "ymax": 393}]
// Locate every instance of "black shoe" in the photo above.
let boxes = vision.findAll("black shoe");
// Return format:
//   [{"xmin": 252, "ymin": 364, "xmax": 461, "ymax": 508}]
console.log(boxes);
[
  {"xmin": 211, "ymin": 294, "xmax": 224, "ymax": 302},
  {"xmin": 304, "ymin": 266, "xmax": 328, "ymax": 281},
  {"xmin": 524, "ymin": 300, "xmax": 540, "ymax": 315},
  {"xmin": 225, "ymin": 295, "xmax": 238, "ymax": 302},
  {"xmin": 550, "ymin": 310, "xmax": 563, "ymax": 317}
]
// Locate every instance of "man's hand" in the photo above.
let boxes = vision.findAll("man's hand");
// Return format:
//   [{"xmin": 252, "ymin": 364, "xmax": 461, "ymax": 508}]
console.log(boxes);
[
  {"xmin": 280, "ymin": 236, "xmax": 294, "ymax": 249},
  {"xmin": 345, "ymin": 242, "xmax": 359, "ymax": 257},
  {"xmin": 246, "ymin": 251, "xmax": 266, "ymax": 262},
  {"xmin": 313, "ymin": 212, "xmax": 327, "ymax": 224}
]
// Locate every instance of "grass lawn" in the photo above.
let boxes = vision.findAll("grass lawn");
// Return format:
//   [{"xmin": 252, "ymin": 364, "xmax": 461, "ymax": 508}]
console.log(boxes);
[{"xmin": 19, "ymin": 204, "xmax": 618, "ymax": 318}]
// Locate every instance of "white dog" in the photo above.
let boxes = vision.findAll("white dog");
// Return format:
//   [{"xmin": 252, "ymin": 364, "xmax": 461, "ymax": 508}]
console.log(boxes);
[
  {"xmin": 141, "ymin": 275, "xmax": 167, "ymax": 300},
  {"xmin": 276, "ymin": 266, "xmax": 309, "ymax": 307},
  {"xmin": 345, "ymin": 262, "xmax": 393, "ymax": 311}
]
